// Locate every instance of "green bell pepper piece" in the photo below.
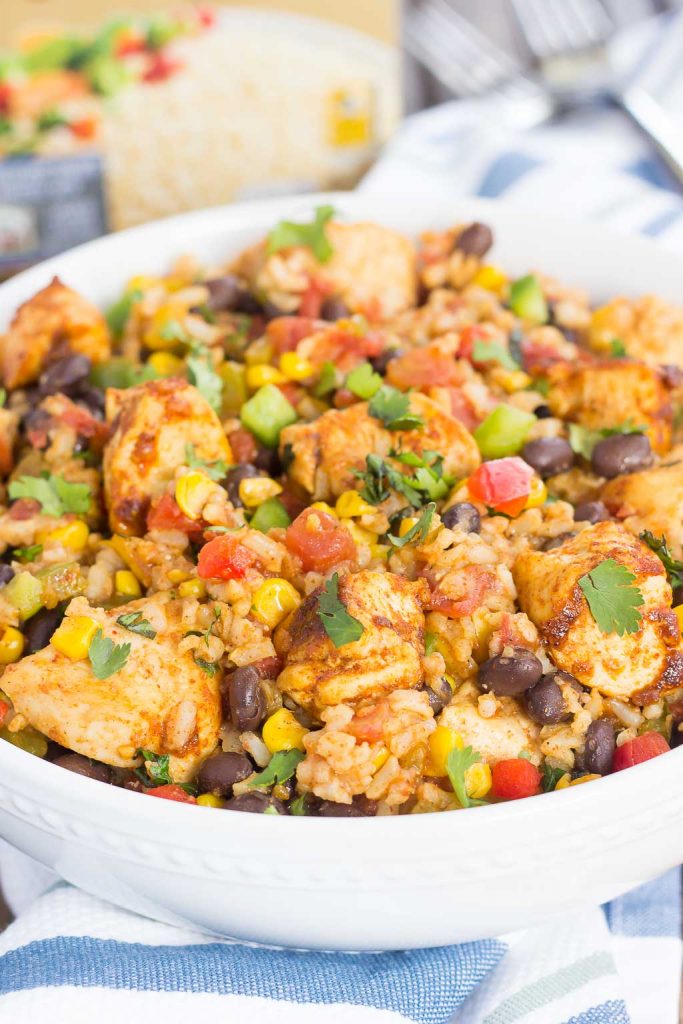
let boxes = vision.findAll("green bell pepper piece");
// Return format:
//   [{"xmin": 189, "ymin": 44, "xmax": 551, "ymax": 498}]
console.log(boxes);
[
  {"xmin": 509, "ymin": 274, "xmax": 548, "ymax": 325},
  {"xmin": 4, "ymin": 572, "xmax": 44, "ymax": 621},
  {"xmin": 250, "ymin": 497, "xmax": 291, "ymax": 533},
  {"xmin": 240, "ymin": 384, "xmax": 297, "ymax": 448},
  {"xmin": 474, "ymin": 404, "xmax": 536, "ymax": 459}
]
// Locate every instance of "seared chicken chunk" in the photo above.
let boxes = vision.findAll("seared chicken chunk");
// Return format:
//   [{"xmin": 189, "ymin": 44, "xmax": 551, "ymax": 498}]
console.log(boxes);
[
  {"xmin": 589, "ymin": 296, "xmax": 683, "ymax": 369},
  {"xmin": 0, "ymin": 407, "xmax": 19, "ymax": 477},
  {"xmin": 280, "ymin": 392, "xmax": 480, "ymax": 501},
  {"xmin": 546, "ymin": 360, "xmax": 673, "ymax": 455},
  {"xmin": 232, "ymin": 221, "xmax": 417, "ymax": 319},
  {"xmin": 275, "ymin": 570, "xmax": 429, "ymax": 715},
  {"xmin": 1, "ymin": 277, "xmax": 110, "ymax": 389},
  {"xmin": 513, "ymin": 522, "xmax": 682, "ymax": 703},
  {"xmin": 440, "ymin": 682, "xmax": 541, "ymax": 764},
  {"xmin": 103, "ymin": 377, "xmax": 232, "ymax": 535},
  {"xmin": 602, "ymin": 448, "xmax": 683, "ymax": 556},
  {"xmin": 1, "ymin": 595, "xmax": 221, "ymax": 781}
]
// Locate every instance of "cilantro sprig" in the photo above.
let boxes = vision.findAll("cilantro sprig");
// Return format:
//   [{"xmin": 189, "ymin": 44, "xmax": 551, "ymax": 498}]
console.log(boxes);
[
  {"xmin": 313, "ymin": 361, "xmax": 339, "ymax": 398},
  {"xmin": 639, "ymin": 531, "xmax": 683, "ymax": 590},
  {"xmin": 135, "ymin": 748, "xmax": 196, "ymax": 795},
  {"xmin": 388, "ymin": 503, "xmax": 435, "ymax": 548},
  {"xmin": 8, "ymin": 473, "xmax": 91, "ymax": 517},
  {"xmin": 266, "ymin": 204, "xmax": 335, "ymax": 263},
  {"xmin": 446, "ymin": 746, "xmax": 487, "ymax": 809},
  {"xmin": 354, "ymin": 451, "xmax": 451, "ymax": 509},
  {"xmin": 610, "ymin": 338, "xmax": 627, "ymax": 357},
  {"xmin": 187, "ymin": 342, "xmax": 223, "ymax": 414},
  {"xmin": 185, "ymin": 443, "xmax": 228, "ymax": 481},
  {"xmin": 12, "ymin": 543, "xmax": 42, "ymax": 563},
  {"xmin": 541, "ymin": 762, "xmax": 566, "ymax": 793},
  {"xmin": 116, "ymin": 611, "xmax": 157, "ymax": 639},
  {"xmin": 88, "ymin": 628, "xmax": 131, "ymax": 679},
  {"xmin": 578, "ymin": 558, "xmax": 644, "ymax": 635},
  {"xmin": 317, "ymin": 572, "xmax": 364, "ymax": 648},
  {"xmin": 368, "ymin": 385, "xmax": 425, "ymax": 431},
  {"xmin": 249, "ymin": 749, "xmax": 304, "ymax": 789}
]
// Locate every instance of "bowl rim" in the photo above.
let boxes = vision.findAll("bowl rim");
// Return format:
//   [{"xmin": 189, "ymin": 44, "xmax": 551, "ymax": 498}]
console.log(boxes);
[{"xmin": 1, "ymin": 189, "xmax": 681, "ymax": 841}]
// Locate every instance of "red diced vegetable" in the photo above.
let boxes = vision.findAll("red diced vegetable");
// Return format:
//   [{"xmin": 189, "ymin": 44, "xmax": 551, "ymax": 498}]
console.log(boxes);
[
  {"xmin": 467, "ymin": 456, "xmax": 534, "ymax": 516},
  {"xmin": 267, "ymin": 317, "xmax": 319, "ymax": 354},
  {"xmin": 386, "ymin": 346, "xmax": 460, "ymax": 390},
  {"xmin": 197, "ymin": 534, "xmax": 257, "ymax": 580},
  {"xmin": 147, "ymin": 494, "xmax": 204, "ymax": 538},
  {"xmin": 491, "ymin": 758, "xmax": 542, "ymax": 800},
  {"xmin": 228, "ymin": 426, "xmax": 259, "ymax": 464},
  {"xmin": 612, "ymin": 732, "xmax": 669, "ymax": 771},
  {"xmin": 285, "ymin": 508, "xmax": 356, "ymax": 572},
  {"xmin": 0, "ymin": 701, "xmax": 10, "ymax": 729},
  {"xmin": 146, "ymin": 784, "xmax": 196, "ymax": 804}
]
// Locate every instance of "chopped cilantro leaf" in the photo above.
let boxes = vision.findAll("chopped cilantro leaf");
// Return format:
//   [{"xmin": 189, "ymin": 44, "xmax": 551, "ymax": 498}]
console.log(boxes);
[
  {"xmin": 389, "ymin": 502, "xmax": 436, "ymax": 548},
  {"xmin": 568, "ymin": 420, "xmax": 645, "ymax": 460},
  {"xmin": 610, "ymin": 338, "xmax": 627, "ymax": 357},
  {"xmin": 194, "ymin": 654, "xmax": 219, "ymax": 676},
  {"xmin": 289, "ymin": 793, "xmax": 310, "ymax": 815},
  {"xmin": 187, "ymin": 343, "xmax": 223, "ymax": 414},
  {"xmin": 471, "ymin": 339, "xmax": 519, "ymax": 372},
  {"xmin": 0, "ymin": 388, "xmax": 6, "ymax": 408},
  {"xmin": 106, "ymin": 288, "xmax": 142, "ymax": 338},
  {"xmin": 317, "ymin": 572, "xmax": 364, "ymax": 648},
  {"xmin": 541, "ymin": 762, "xmax": 566, "ymax": 793},
  {"xmin": 266, "ymin": 204, "xmax": 335, "ymax": 263},
  {"xmin": 9, "ymin": 473, "xmax": 91, "ymax": 517},
  {"xmin": 136, "ymin": 749, "xmax": 171, "ymax": 785},
  {"xmin": 116, "ymin": 611, "xmax": 157, "ymax": 639},
  {"xmin": 424, "ymin": 631, "xmax": 438, "ymax": 657},
  {"xmin": 446, "ymin": 745, "xmax": 485, "ymax": 809},
  {"xmin": 249, "ymin": 749, "xmax": 304, "ymax": 788},
  {"xmin": 639, "ymin": 531, "xmax": 683, "ymax": 590},
  {"xmin": 346, "ymin": 362, "xmax": 382, "ymax": 400},
  {"xmin": 159, "ymin": 319, "xmax": 192, "ymax": 344},
  {"xmin": 88, "ymin": 628, "xmax": 131, "ymax": 679},
  {"xmin": 185, "ymin": 443, "xmax": 228, "ymax": 481},
  {"xmin": 578, "ymin": 558, "xmax": 644, "ymax": 636},
  {"xmin": 368, "ymin": 385, "xmax": 425, "ymax": 431},
  {"xmin": 313, "ymin": 360, "xmax": 339, "ymax": 397},
  {"xmin": 12, "ymin": 543, "xmax": 42, "ymax": 562}
]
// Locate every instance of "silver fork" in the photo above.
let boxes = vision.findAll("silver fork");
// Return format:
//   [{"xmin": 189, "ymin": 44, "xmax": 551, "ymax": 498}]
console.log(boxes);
[
  {"xmin": 404, "ymin": 0, "xmax": 553, "ymax": 130},
  {"xmin": 513, "ymin": 0, "xmax": 683, "ymax": 187}
]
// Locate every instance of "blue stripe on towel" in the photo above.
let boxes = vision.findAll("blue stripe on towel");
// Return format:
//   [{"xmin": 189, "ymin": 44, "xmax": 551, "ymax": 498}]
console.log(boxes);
[
  {"xmin": 563, "ymin": 999, "xmax": 630, "ymax": 1024},
  {"xmin": 0, "ymin": 935, "xmax": 507, "ymax": 1024},
  {"xmin": 476, "ymin": 152, "xmax": 542, "ymax": 198},
  {"xmin": 641, "ymin": 207, "xmax": 683, "ymax": 236},
  {"xmin": 605, "ymin": 870, "xmax": 681, "ymax": 938}
]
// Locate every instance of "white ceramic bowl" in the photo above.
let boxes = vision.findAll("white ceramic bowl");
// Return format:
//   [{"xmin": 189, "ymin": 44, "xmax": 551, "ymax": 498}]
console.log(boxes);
[{"xmin": 1, "ymin": 193, "xmax": 682, "ymax": 951}]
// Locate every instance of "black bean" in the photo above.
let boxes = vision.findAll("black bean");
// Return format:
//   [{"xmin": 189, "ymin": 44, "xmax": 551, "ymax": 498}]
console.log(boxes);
[
  {"xmin": 204, "ymin": 275, "xmax": 242, "ymax": 312},
  {"xmin": 542, "ymin": 532, "xmax": 576, "ymax": 551},
  {"xmin": 424, "ymin": 677, "xmax": 453, "ymax": 715},
  {"xmin": 534, "ymin": 404, "xmax": 553, "ymax": 419},
  {"xmin": 23, "ymin": 606, "xmax": 64, "ymax": 654},
  {"xmin": 370, "ymin": 348, "xmax": 404, "ymax": 376},
  {"xmin": 320, "ymin": 296, "xmax": 351, "ymax": 321},
  {"xmin": 22, "ymin": 407, "xmax": 51, "ymax": 436},
  {"xmin": 526, "ymin": 674, "xmax": 566, "ymax": 724},
  {"xmin": 197, "ymin": 752, "xmax": 252, "ymax": 797},
  {"xmin": 253, "ymin": 447, "xmax": 281, "ymax": 475},
  {"xmin": 0, "ymin": 565, "xmax": 15, "ymax": 587},
  {"xmin": 73, "ymin": 433, "xmax": 90, "ymax": 454},
  {"xmin": 591, "ymin": 433, "xmax": 652, "ymax": 478},
  {"xmin": 52, "ymin": 753, "xmax": 112, "ymax": 784},
  {"xmin": 38, "ymin": 354, "xmax": 91, "ymax": 397},
  {"xmin": 671, "ymin": 723, "xmax": 683, "ymax": 749},
  {"xmin": 477, "ymin": 648, "xmax": 543, "ymax": 696},
  {"xmin": 673, "ymin": 586, "xmax": 683, "ymax": 609},
  {"xmin": 223, "ymin": 463, "xmax": 260, "ymax": 507},
  {"xmin": 225, "ymin": 666, "xmax": 266, "ymax": 731},
  {"xmin": 583, "ymin": 718, "xmax": 615, "ymax": 775},
  {"xmin": 73, "ymin": 385, "xmax": 105, "ymax": 416},
  {"xmin": 223, "ymin": 792, "xmax": 287, "ymax": 814},
  {"xmin": 317, "ymin": 795, "xmax": 378, "ymax": 817},
  {"xmin": 442, "ymin": 502, "xmax": 481, "ymax": 534},
  {"xmin": 522, "ymin": 437, "xmax": 574, "ymax": 478},
  {"xmin": 455, "ymin": 222, "xmax": 493, "ymax": 259},
  {"xmin": 574, "ymin": 500, "xmax": 610, "ymax": 524},
  {"xmin": 263, "ymin": 301, "xmax": 290, "ymax": 321}
]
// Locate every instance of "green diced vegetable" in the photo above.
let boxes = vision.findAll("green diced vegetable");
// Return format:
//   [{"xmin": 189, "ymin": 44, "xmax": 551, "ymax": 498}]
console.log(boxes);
[
  {"xmin": 473, "ymin": 404, "xmax": 536, "ymax": 458},
  {"xmin": 219, "ymin": 361, "xmax": 248, "ymax": 416},
  {"xmin": 4, "ymin": 572, "xmax": 44, "ymax": 621},
  {"xmin": 146, "ymin": 15, "xmax": 181, "ymax": 49},
  {"xmin": 22, "ymin": 36, "xmax": 88, "ymax": 73},
  {"xmin": 346, "ymin": 362, "xmax": 382, "ymax": 399},
  {"xmin": 250, "ymin": 497, "xmax": 291, "ymax": 533},
  {"xmin": 240, "ymin": 384, "xmax": 297, "ymax": 448},
  {"xmin": 89, "ymin": 357, "xmax": 157, "ymax": 390},
  {"xmin": 509, "ymin": 274, "xmax": 548, "ymax": 325},
  {"xmin": 105, "ymin": 288, "xmax": 142, "ymax": 338},
  {"xmin": 84, "ymin": 55, "xmax": 132, "ymax": 96},
  {"xmin": 1, "ymin": 725, "xmax": 48, "ymax": 758}
]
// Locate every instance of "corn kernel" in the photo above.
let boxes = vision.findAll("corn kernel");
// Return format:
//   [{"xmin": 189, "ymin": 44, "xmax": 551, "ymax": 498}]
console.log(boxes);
[
  {"xmin": 524, "ymin": 476, "xmax": 547, "ymax": 510},
  {"xmin": 144, "ymin": 301, "xmax": 189, "ymax": 351},
  {"xmin": 246, "ymin": 364, "xmax": 286, "ymax": 390},
  {"xmin": 167, "ymin": 569, "xmax": 191, "ymax": 585},
  {"xmin": 335, "ymin": 490, "xmax": 375, "ymax": 518},
  {"xmin": 148, "ymin": 351, "xmax": 184, "ymax": 376},
  {"xmin": 465, "ymin": 762, "xmax": 492, "ymax": 799},
  {"xmin": 498, "ymin": 369, "xmax": 533, "ymax": 394},
  {"xmin": 196, "ymin": 793, "xmax": 226, "ymax": 808},
  {"xmin": 675, "ymin": 606, "xmax": 683, "ymax": 633},
  {"xmin": 252, "ymin": 578, "xmax": 301, "ymax": 629},
  {"xmin": 279, "ymin": 352, "xmax": 315, "ymax": 382},
  {"xmin": 50, "ymin": 616, "xmax": 99, "ymax": 660},
  {"xmin": 310, "ymin": 502, "xmax": 337, "ymax": 517},
  {"xmin": 262, "ymin": 708, "xmax": 308, "ymax": 753},
  {"xmin": 472, "ymin": 264, "xmax": 507, "ymax": 295},
  {"xmin": 244, "ymin": 337, "xmax": 274, "ymax": 366},
  {"xmin": 115, "ymin": 570, "xmax": 141, "ymax": 598},
  {"xmin": 0, "ymin": 626, "xmax": 25, "ymax": 665},
  {"xmin": 341, "ymin": 518, "xmax": 376, "ymax": 546},
  {"xmin": 554, "ymin": 773, "xmax": 572, "ymax": 790},
  {"xmin": 272, "ymin": 782, "xmax": 291, "ymax": 801},
  {"xmin": 372, "ymin": 746, "xmax": 390, "ymax": 771},
  {"xmin": 239, "ymin": 477, "xmax": 282, "ymax": 508},
  {"xmin": 175, "ymin": 471, "xmax": 214, "ymax": 520},
  {"xmin": 39, "ymin": 520, "xmax": 90, "ymax": 552},
  {"xmin": 370, "ymin": 543, "xmax": 388, "ymax": 560},
  {"xmin": 126, "ymin": 274, "xmax": 162, "ymax": 293},
  {"xmin": 178, "ymin": 578, "xmax": 207, "ymax": 599},
  {"xmin": 109, "ymin": 536, "xmax": 146, "ymax": 583},
  {"xmin": 568, "ymin": 773, "xmax": 602, "ymax": 787},
  {"xmin": 399, "ymin": 517, "xmax": 419, "ymax": 538},
  {"xmin": 427, "ymin": 726, "xmax": 463, "ymax": 777}
]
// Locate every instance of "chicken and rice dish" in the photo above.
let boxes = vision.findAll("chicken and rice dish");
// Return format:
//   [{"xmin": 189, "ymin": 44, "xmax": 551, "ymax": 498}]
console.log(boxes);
[{"xmin": 0, "ymin": 206, "xmax": 681, "ymax": 817}]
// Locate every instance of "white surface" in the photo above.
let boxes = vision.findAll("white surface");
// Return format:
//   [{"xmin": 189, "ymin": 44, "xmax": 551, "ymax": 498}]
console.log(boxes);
[{"xmin": 1, "ymin": 193, "xmax": 683, "ymax": 951}]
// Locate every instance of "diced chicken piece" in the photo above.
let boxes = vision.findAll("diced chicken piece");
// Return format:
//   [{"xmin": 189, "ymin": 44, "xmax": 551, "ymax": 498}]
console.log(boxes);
[
  {"xmin": 1, "ymin": 277, "xmax": 110, "ymax": 390},
  {"xmin": 1, "ymin": 595, "xmax": 221, "ymax": 781},
  {"xmin": 274, "ymin": 570, "xmax": 429, "ymax": 715},
  {"xmin": 602, "ymin": 447, "xmax": 683, "ymax": 556},
  {"xmin": 588, "ymin": 296, "xmax": 683, "ymax": 369},
  {"xmin": 103, "ymin": 378, "xmax": 231, "ymax": 535},
  {"xmin": 0, "ymin": 407, "xmax": 19, "ymax": 476},
  {"xmin": 513, "ymin": 521, "xmax": 683, "ymax": 703},
  {"xmin": 546, "ymin": 359, "xmax": 673, "ymax": 454},
  {"xmin": 280, "ymin": 392, "xmax": 480, "ymax": 501},
  {"xmin": 440, "ymin": 683, "xmax": 541, "ymax": 765},
  {"xmin": 232, "ymin": 221, "xmax": 417, "ymax": 320}
]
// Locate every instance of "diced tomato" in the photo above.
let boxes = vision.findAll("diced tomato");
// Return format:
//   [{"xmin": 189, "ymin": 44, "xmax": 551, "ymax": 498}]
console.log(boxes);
[
  {"xmin": 9, "ymin": 498, "xmax": 41, "ymax": 520},
  {"xmin": 56, "ymin": 397, "xmax": 109, "ymax": 445},
  {"xmin": 612, "ymin": 733, "xmax": 670, "ymax": 772},
  {"xmin": 69, "ymin": 116, "xmax": 97, "ymax": 140},
  {"xmin": 143, "ymin": 53, "xmax": 184, "ymax": 83},
  {"xmin": 147, "ymin": 494, "xmax": 205, "ymax": 538},
  {"xmin": 277, "ymin": 381, "xmax": 302, "ymax": 406},
  {"xmin": 359, "ymin": 296, "xmax": 383, "ymax": 323},
  {"xmin": 458, "ymin": 324, "xmax": 496, "ymax": 362},
  {"xmin": 426, "ymin": 568, "xmax": 495, "ymax": 618},
  {"xmin": 0, "ymin": 701, "xmax": 10, "ymax": 729},
  {"xmin": 491, "ymin": 759, "xmax": 542, "ymax": 800},
  {"xmin": 0, "ymin": 82, "xmax": 13, "ymax": 115},
  {"xmin": 196, "ymin": 6, "xmax": 216, "ymax": 28},
  {"xmin": 299, "ymin": 278, "xmax": 332, "ymax": 318},
  {"xmin": 267, "ymin": 316, "xmax": 319, "ymax": 354},
  {"xmin": 467, "ymin": 457, "xmax": 534, "ymax": 516},
  {"xmin": 333, "ymin": 387, "xmax": 358, "ymax": 409},
  {"xmin": 285, "ymin": 508, "xmax": 356, "ymax": 572},
  {"xmin": 228, "ymin": 426, "xmax": 258, "ymax": 464},
  {"xmin": 115, "ymin": 32, "xmax": 147, "ymax": 57},
  {"xmin": 386, "ymin": 346, "xmax": 461, "ymax": 390},
  {"xmin": 348, "ymin": 701, "xmax": 392, "ymax": 743},
  {"xmin": 445, "ymin": 387, "xmax": 481, "ymax": 432},
  {"xmin": 146, "ymin": 784, "xmax": 196, "ymax": 804},
  {"xmin": 197, "ymin": 534, "xmax": 257, "ymax": 580},
  {"xmin": 302, "ymin": 324, "xmax": 384, "ymax": 372}
]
